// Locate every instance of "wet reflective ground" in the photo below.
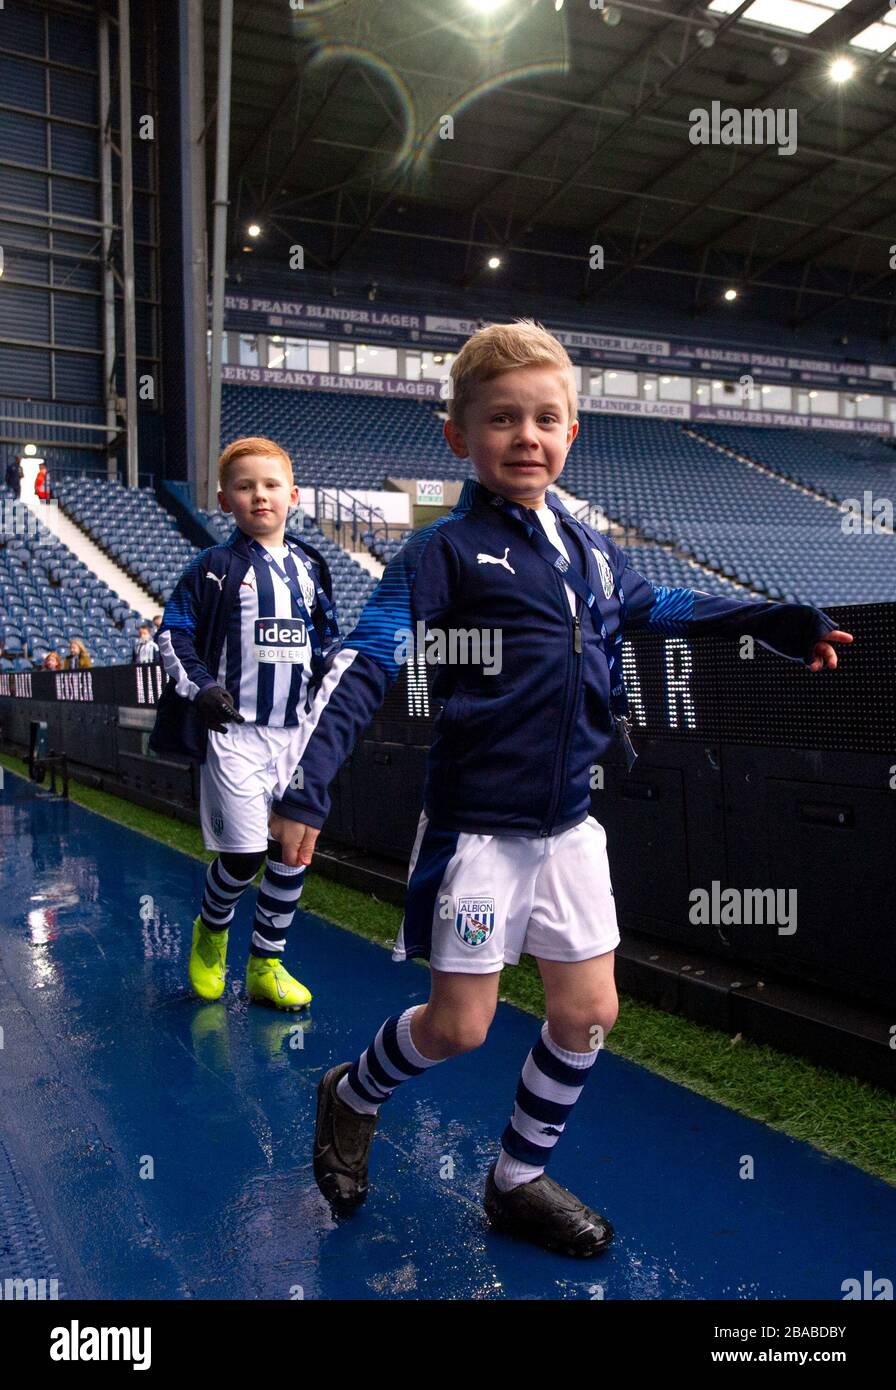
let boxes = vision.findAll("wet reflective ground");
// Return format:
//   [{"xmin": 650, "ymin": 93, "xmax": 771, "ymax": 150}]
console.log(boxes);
[{"xmin": 1, "ymin": 769, "xmax": 893, "ymax": 1299}]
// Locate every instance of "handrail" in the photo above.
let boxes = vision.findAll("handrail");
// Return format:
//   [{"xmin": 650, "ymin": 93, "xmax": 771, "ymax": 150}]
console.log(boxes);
[{"xmin": 310, "ymin": 485, "xmax": 392, "ymax": 550}]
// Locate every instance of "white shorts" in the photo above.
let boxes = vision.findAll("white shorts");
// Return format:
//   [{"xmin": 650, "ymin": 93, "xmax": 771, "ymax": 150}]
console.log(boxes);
[
  {"xmin": 394, "ymin": 812, "xmax": 621, "ymax": 973},
  {"xmin": 199, "ymin": 723, "xmax": 304, "ymax": 853}
]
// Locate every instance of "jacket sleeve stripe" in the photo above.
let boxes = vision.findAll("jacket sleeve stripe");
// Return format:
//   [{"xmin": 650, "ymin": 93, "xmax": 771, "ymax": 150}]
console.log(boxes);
[
  {"xmin": 157, "ymin": 628, "xmax": 213, "ymax": 699},
  {"xmin": 644, "ymin": 584, "xmax": 696, "ymax": 633},
  {"xmin": 156, "ymin": 549, "xmax": 218, "ymax": 696}
]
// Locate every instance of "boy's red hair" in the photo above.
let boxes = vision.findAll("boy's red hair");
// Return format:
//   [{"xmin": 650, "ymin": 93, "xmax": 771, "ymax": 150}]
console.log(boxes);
[{"xmin": 218, "ymin": 436, "xmax": 294, "ymax": 490}]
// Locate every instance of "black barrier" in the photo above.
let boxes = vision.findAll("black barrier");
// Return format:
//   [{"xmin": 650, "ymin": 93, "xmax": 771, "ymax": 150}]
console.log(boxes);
[{"xmin": 0, "ymin": 600, "xmax": 890, "ymax": 745}]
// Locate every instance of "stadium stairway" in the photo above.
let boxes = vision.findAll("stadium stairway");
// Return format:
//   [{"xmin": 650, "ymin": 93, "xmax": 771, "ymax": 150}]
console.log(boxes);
[
  {"xmin": 550, "ymin": 479, "xmax": 610, "ymax": 530},
  {"xmin": 17, "ymin": 492, "xmax": 156, "ymax": 618},
  {"xmin": 349, "ymin": 550, "xmax": 384, "ymax": 580},
  {"xmin": 683, "ymin": 425, "xmax": 863, "ymax": 518},
  {"xmin": 686, "ymin": 421, "xmax": 896, "ymax": 512}
]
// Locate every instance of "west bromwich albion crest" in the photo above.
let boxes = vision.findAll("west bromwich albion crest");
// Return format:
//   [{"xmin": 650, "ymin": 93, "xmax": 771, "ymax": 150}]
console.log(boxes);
[
  {"xmin": 454, "ymin": 896, "xmax": 495, "ymax": 947},
  {"xmin": 591, "ymin": 546, "xmax": 615, "ymax": 600},
  {"xmin": 296, "ymin": 559, "xmax": 317, "ymax": 614}
]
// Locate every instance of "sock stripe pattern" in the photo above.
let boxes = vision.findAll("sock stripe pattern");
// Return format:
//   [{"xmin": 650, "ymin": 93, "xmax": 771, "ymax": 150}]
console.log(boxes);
[
  {"xmin": 338, "ymin": 1006, "xmax": 441, "ymax": 1115},
  {"xmin": 200, "ymin": 857, "xmax": 258, "ymax": 929},
  {"xmin": 499, "ymin": 1023, "xmax": 598, "ymax": 1170},
  {"xmin": 251, "ymin": 857, "xmax": 306, "ymax": 957}
]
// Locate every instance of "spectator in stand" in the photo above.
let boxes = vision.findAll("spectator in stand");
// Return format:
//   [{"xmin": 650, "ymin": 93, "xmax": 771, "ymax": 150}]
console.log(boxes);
[
  {"xmin": 133, "ymin": 622, "xmax": 159, "ymax": 664},
  {"xmin": 5, "ymin": 454, "xmax": 24, "ymax": 499},
  {"xmin": 43, "ymin": 650, "xmax": 62, "ymax": 671},
  {"xmin": 34, "ymin": 463, "xmax": 52, "ymax": 504},
  {"xmin": 151, "ymin": 613, "xmax": 162, "ymax": 631},
  {"xmin": 64, "ymin": 637, "xmax": 92, "ymax": 670}
]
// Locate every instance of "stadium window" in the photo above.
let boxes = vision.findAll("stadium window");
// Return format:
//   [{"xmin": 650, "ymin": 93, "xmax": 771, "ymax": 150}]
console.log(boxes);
[
  {"xmin": 356, "ymin": 345, "xmax": 397, "ymax": 375},
  {"xmin": 588, "ymin": 371, "xmax": 604, "ymax": 396},
  {"xmin": 420, "ymin": 351, "xmax": 454, "ymax": 381},
  {"xmin": 405, "ymin": 352, "xmax": 423, "ymax": 380},
  {"xmin": 797, "ymin": 389, "xmax": 838, "ymax": 417},
  {"xmin": 658, "ymin": 375, "xmax": 691, "ymax": 401},
  {"xmin": 888, "ymin": 399, "xmax": 896, "ymax": 423},
  {"xmin": 757, "ymin": 384, "xmax": 792, "ymax": 411},
  {"xmin": 603, "ymin": 370, "xmax": 638, "ymax": 398},
  {"xmin": 239, "ymin": 334, "xmax": 260, "ymax": 366},
  {"xmin": 338, "ymin": 347, "xmax": 355, "ymax": 375},
  {"xmin": 309, "ymin": 340, "xmax": 329, "ymax": 372},
  {"xmin": 710, "ymin": 380, "xmax": 738, "ymax": 405},
  {"xmin": 856, "ymin": 394, "xmax": 884, "ymax": 419},
  {"xmin": 571, "ymin": 364, "xmax": 583, "ymax": 393},
  {"xmin": 267, "ymin": 337, "xmax": 286, "ymax": 369},
  {"xmin": 285, "ymin": 339, "xmax": 309, "ymax": 371},
  {"xmin": 706, "ymin": 0, "xmax": 841, "ymax": 38},
  {"xmin": 812, "ymin": 390, "xmax": 838, "ymax": 416}
]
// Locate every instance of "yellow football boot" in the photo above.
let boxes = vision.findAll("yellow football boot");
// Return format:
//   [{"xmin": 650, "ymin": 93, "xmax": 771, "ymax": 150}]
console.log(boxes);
[
  {"xmin": 188, "ymin": 914, "xmax": 228, "ymax": 1000},
  {"xmin": 245, "ymin": 956, "xmax": 312, "ymax": 1010}
]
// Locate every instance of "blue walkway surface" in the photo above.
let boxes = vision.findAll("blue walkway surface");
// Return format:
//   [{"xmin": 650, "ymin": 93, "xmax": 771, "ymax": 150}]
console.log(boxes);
[{"xmin": 0, "ymin": 766, "xmax": 893, "ymax": 1300}]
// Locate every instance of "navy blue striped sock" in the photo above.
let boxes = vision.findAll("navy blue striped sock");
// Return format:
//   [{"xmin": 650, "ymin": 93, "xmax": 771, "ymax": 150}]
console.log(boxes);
[
  {"xmin": 200, "ymin": 851, "xmax": 265, "ymax": 930},
  {"xmin": 337, "ymin": 1006, "xmax": 442, "ymax": 1115},
  {"xmin": 494, "ymin": 1023, "xmax": 599, "ymax": 1191},
  {"xmin": 249, "ymin": 843, "xmax": 306, "ymax": 959}
]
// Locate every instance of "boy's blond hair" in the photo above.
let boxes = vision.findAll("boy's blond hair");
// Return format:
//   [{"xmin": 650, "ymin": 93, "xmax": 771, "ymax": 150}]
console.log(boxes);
[
  {"xmin": 218, "ymin": 436, "xmax": 294, "ymax": 491},
  {"xmin": 447, "ymin": 318, "xmax": 578, "ymax": 429}
]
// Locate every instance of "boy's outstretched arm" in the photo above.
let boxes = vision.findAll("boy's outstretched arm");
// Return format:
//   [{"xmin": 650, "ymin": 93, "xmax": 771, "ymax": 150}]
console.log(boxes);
[
  {"xmin": 155, "ymin": 552, "xmax": 221, "ymax": 698},
  {"xmin": 269, "ymin": 527, "xmax": 459, "ymax": 866},
  {"xmin": 612, "ymin": 539, "xmax": 853, "ymax": 667}
]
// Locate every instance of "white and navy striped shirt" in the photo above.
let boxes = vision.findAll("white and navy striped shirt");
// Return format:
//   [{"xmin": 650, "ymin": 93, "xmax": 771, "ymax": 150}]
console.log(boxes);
[{"xmin": 214, "ymin": 540, "xmax": 318, "ymax": 727}]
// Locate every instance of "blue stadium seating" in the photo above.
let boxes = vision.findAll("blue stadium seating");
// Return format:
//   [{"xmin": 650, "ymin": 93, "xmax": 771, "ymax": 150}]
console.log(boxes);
[
  {"xmin": 0, "ymin": 488, "xmax": 146, "ymax": 670},
  {"xmin": 688, "ymin": 421, "xmax": 896, "ymax": 507},
  {"xmin": 563, "ymin": 415, "xmax": 893, "ymax": 606},
  {"xmin": 221, "ymin": 386, "xmax": 466, "ymax": 487},
  {"xmin": 4, "ymin": 387, "xmax": 891, "ymax": 675},
  {"xmin": 54, "ymin": 476, "xmax": 199, "ymax": 606},
  {"xmin": 221, "ymin": 384, "xmax": 894, "ymax": 604}
]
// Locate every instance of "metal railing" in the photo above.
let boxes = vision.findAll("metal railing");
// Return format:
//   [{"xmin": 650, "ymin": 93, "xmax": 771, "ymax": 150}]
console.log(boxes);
[{"xmin": 308, "ymin": 486, "xmax": 393, "ymax": 552}]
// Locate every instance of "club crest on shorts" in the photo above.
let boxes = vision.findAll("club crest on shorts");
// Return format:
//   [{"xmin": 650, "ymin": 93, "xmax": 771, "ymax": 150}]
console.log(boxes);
[
  {"xmin": 212, "ymin": 810, "xmax": 224, "ymax": 836},
  {"xmin": 591, "ymin": 546, "xmax": 615, "ymax": 599},
  {"xmin": 454, "ymin": 896, "xmax": 495, "ymax": 947}
]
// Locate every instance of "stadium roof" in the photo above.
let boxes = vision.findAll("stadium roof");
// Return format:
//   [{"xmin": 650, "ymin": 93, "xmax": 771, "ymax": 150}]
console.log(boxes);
[{"xmin": 206, "ymin": 0, "xmax": 896, "ymax": 325}]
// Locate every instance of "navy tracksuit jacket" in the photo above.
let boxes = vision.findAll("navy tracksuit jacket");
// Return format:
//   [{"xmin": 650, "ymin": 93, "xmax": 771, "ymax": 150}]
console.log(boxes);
[
  {"xmin": 148, "ymin": 525, "xmax": 338, "ymax": 764},
  {"xmin": 270, "ymin": 478, "xmax": 838, "ymax": 838}
]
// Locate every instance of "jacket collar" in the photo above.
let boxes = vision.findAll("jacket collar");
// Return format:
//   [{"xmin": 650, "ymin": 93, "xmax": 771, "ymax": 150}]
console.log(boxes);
[{"xmin": 459, "ymin": 476, "xmax": 575, "ymax": 524}]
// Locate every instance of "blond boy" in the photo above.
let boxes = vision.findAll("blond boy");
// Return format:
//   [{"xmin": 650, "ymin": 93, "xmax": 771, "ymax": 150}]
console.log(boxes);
[{"xmin": 267, "ymin": 323, "xmax": 851, "ymax": 1254}]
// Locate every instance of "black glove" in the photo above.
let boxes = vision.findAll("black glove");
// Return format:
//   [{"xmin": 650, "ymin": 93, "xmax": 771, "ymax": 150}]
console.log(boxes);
[{"xmin": 194, "ymin": 685, "xmax": 245, "ymax": 732}]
